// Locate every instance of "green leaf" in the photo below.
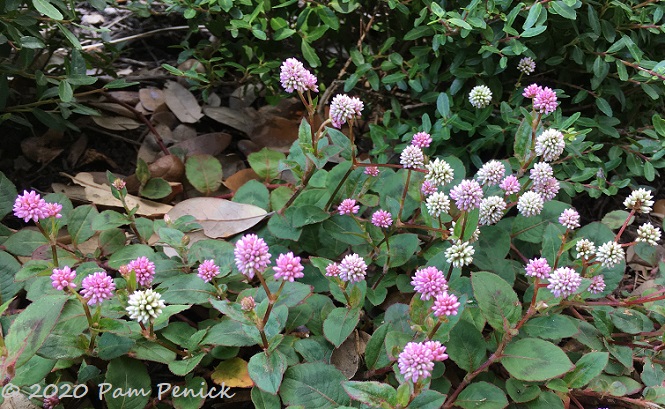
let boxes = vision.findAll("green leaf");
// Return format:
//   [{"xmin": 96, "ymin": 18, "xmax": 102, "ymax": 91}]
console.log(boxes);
[
  {"xmin": 513, "ymin": 118, "xmax": 532, "ymax": 164},
  {"xmin": 104, "ymin": 357, "xmax": 151, "ymax": 409},
  {"xmin": 550, "ymin": 1, "xmax": 576, "ymax": 19},
  {"xmin": 107, "ymin": 244, "xmax": 153, "ymax": 268},
  {"xmin": 407, "ymin": 390, "xmax": 447, "ymax": 408},
  {"xmin": 140, "ymin": 177, "xmax": 172, "ymax": 199},
  {"xmin": 4, "ymin": 295, "xmax": 67, "ymax": 369},
  {"xmin": 280, "ymin": 363, "xmax": 351, "ymax": 408},
  {"xmin": 19, "ymin": 36, "xmax": 45, "ymax": 49},
  {"xmin": 56, "ymin": 22, "xmax": 82, "ymax": 49},
  {"xmin": 168, "ymin": 353, "xmax": 205, "ymax": 376},
  {"xmin": 376, "ymin": 233, "xmax": 420, "ymax": 268},
  {"xmin": 0, "ymin": 172, "xmax": 18, "ymax": 219},
  {"xmin": 248, "ymin": 350, "xmax": 288, "ymax": 395},
  {"xmin": 32, "ymin": 0, "xmax": 63, "ymax": 20},
  {"xmin": 0, "ymin": 251, "xmax": 22, "ymax": 301},
  {"xmin": 563, "ymin": 352, "xmax": 609, "ymax": 388},
  {"xmin": 252, "ymin": 386, "xmax": 282, "ymax": 409},
  {"xmin": 67, "ymin": 205, "xmax": 98, "ymax": 245},
  {"xmin": 233, "ymin": 180, "xmax": 270, "ymax": 210},
  {"xmin": 186, "ymin": 154, "xmax": 223, "ymax": 195},
  {"xmin": 506, "ymin": 378, "xmax": 540, "ymax": 403},
  {"xmin": 343, "ymin": 381, "xmax": 397, "ymax": 407},
  {"xmin": 248, "ymin": 148, "xmax": 286, "ymax": 181},
  {"xmin": 653, "ymin": 114, "xmax": 665, "ymax": 137},
  {"xmin": 472, "ymin": 272, "xmax": 521, "ymax": 331},
  {"xmin": 522, "ymin": 315, "xmax": 579, "ymax": 339},
  {"xmin": 173, "ymin": 376, "xmax": 207, "ymax": 409},
  {"xmin": 523, "ymin": 3, "xmax": 542, "ymax": 30},
  {"xmin": 601, "ymin": 210, "xmax": 633, "ymax": 230},
  {"xmin": 501, "ymin": 338, "xmax": 574, "ymax": 381},
  {"xmin": 3, "ymin": 230, "xmax": 48, "ymax": 256},
  {"xmin": 301, "ymin": 40, "xmax": 321, "ymax": 67},
  {"xmin": 596, "ymin": 97, "xmax": 613, "ymax": 117},
  {"xmin": 289, "ymin": 205, "xmax": 329, "ymax": 228},
  {"xmin": 455, "ymin": 381, "xmax": 508, "ymax": 409},
  {"xmin": 446, "ymin": 319, "xmax": 487, "ymax": 372},
  {"xmin": 323, "ymin": 307, "xmax": 360, "ymax": 347},
  {"xmin": 92, "ymin": 210, "xmax": 130, "ymax": 230},
  {"xmin": 97, "ymin": 333, "xmax": 135, "ymax": 360},
  {"xmin": 58, "ymin": 80, "xmax": 73, "ymax": 102}
]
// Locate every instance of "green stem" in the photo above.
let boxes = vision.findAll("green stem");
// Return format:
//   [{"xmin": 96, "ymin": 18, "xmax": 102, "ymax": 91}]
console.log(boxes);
[
  {"xmin": 398, "ymin": 170, "xmax": 412, "ymax": 221},
  {"xmin": 324, "ymin": 165, "xmax": 355, "ymax": 211}
]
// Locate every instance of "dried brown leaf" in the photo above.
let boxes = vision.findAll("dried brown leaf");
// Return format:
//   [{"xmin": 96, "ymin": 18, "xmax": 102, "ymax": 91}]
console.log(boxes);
[
  {"xmin": 89, "ymin": 102, "xmax": 135, "ymax": 118},
  {"xmin": 106, "ymin": 91, "xmax": 139, "ymax": 106},
  {"xmin": 169, "ymin": 124, "xmax": 197, "ymax": 144},
  {"xmin": 20, "ymin": 136, "xmax": 63, "ymax": 164},
  {"xmin": 91, "ymin": 115, "xmax": 142, "ymax": 131},
  {"xmin": 152, "ymin": 111, "xmax": 178, "ymax": 128},
  {"xmin": 203, "ymin": 106, "xmax": 259, "ymax": 134},
  {"xmin": 139, "ymin": 87, "xmax": 165, "ymax": 111},
  {"xmin": 67, "ymin": 135, "xmax": 88, "ymax": 167},
  {"xmin": 166, "ymin": 132, "xmax": 231, "ymax": 157},
  {"xmin": 166, "ymin": 197, "xmax": 269, "ymax": 238},
  {"xmin": 223, "ymin": 168, "xmax": 260, "ymax": 192},
  {"xmin": 163, "ymin": 81, "xmax": 203, "ymax": 123}
]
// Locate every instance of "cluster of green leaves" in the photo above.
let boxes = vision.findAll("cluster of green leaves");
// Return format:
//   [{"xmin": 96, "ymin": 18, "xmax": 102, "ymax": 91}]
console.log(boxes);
[{"xmin": 163, "ymin": 0, "xmax": 664, "ymax": 197}]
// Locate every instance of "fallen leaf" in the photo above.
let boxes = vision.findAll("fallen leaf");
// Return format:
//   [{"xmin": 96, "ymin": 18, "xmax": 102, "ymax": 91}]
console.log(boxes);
[
  {"xmin": 203, "ymin": 106, "xmax": 259, "ymax": 134},
  {"xmin": 163, "ymin": 81, "xmax": 203, "ymax": 123},
  {"xmin": 169, "ymin": 124, "xmax": 197, "ymax": 144},
  {"xmin": 652, "ymin": 199, "xmax": 665, "ymax": 218},
  {"xmin": 152, "ymin": 111, "xmax": 179, "ymax": 128},
  {"xmin": 165, "ymin": 132, "xmax": 231, "ymax": 157},
  {"xmin": 223, "ymin": 168, "xmax": 260, "ymax": 192},
  {"xmin": 248, "ymin": 115, "xmax": 299, "ymax": 153},
  {"xmin": 89, "ymin": 102, "xmax": 135, "ymax": 118},
  {"xmin": 20, "ymin": 136, "xmax": 64, "ymax": 164},
  {"xmin": 57, "ymin": 172, "xmax": 173, "ymax": 216},
  {"xmin": 331, "ymin": 331, "xmax": 361, "ymax": 379},
  {"xmin": 166, "ymin": 197, "xmax": 269, "ymax": 238},
  {"xmin": 229, "ymin": 83, "xmax": 261, "ymax": 109},
  {"xmin": 76, "ymin": 148, "xmax": 120, "ymax": 169},
  {"xmin": 125, "ymin": 155, "xmax": 185, "ymax": 193},
  {"xmin": 106, "ymin": 91, "xmax": 139, "ymax": 105},
  {"xmin": 139, "ymin": 87, "xmax": 165, "ymax": 111},
  {"xmin": 211, "ymin": 357, "xmax": 253, "ymax": 388},
  {"xmin": 91, "ymin": 115, "xmax": 142, "ymax": 131},
  {"xmin": 67, "ymin": 135, "xmax": 88, "ymax": 167}
]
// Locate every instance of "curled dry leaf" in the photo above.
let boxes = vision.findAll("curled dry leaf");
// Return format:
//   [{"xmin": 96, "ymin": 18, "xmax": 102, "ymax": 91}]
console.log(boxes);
[
  {"xmin": 223, "ymin": 168, "xmax": 260, "ymax": 192},
  {"xmin": 125, "ymin": 155, "xmax": 185, "ymax": 193},
  {"xmin": 139, "ymin": 87, "xmax": 165, "ymax": 111},
  {"xmin": 166, "ymin": 197, "xmax": 269, "ymax": 238},
  {"xmin": 91, "ymin": 115, "xmax": 142, "ymax": 131},
  {"xmin": 57, "ymin": 172, "xmax": 173, "ymax": 216},
  {"xmin": 331, "ymin": 330, "xmax": 370, "ymax": 379},
  {"xmin": 164, "ymin": 132, "xmax": 231, "ymax": 158},
  {"xmin": 163, "ymin": 81, "xmax": 203, "ymax": 124}
]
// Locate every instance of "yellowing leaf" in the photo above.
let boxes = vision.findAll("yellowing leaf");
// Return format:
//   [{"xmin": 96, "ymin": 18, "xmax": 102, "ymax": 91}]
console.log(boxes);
[
  {"xmin": 166, "ymin": 197, "xmax": 269, "ymax": 238},
  {"xmin": 211, "ymin": 357, "xmax": 253, "ymax": 388}
]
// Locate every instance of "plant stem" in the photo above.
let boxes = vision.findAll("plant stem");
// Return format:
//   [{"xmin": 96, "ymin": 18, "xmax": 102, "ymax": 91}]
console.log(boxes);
[{"xmin": 398, "ymin": 170, "xmax": 412, "ymax": 221}]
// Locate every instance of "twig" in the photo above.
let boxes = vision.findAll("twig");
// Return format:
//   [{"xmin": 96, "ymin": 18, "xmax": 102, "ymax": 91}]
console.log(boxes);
[{"xmin": 82, "ymin": 26, "xmax": 208, "ymax": 50}]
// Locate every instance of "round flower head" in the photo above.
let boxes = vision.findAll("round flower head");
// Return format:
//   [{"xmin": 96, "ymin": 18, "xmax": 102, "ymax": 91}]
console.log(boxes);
[
  {"xmin": 400, "ymin": 145, "xmax": 425, "ymax": 169},
  {"xmin": 43, "ymin": 396, "xmax": 60, "ymax": 409},
  {"xmin": 398, "ymin": 341, "xmax": 448, "ymax": 383},
  {"xmin": 500, "ymin": 175, "xmax": 521, "ymax": 195},
  {"xmin": 338, "ymin": 198, "xmax": 360, "ymax": 215},
  {"xmin": 588, "ymin": 275, "xmax": 606, "ymax": 294},
  {"xmin": 595, "ymin": 241, "xmax": 624, "ymax": 268},
  {"xmin": 445, "ymin": 240, "xmax": 475, "ymax": 268},
  {"xmin": 425, "ymin": 158, "xmax": 455, "ymax": 186},
  {"xmin": 426, "ymin": 192, "xmax": 451, "ymax": 217},
  {"xmin": 530, "ymin": 162, "xmax": 554, "ymax": 185},
  {"xmin": 234, "ymin": 234, "xmax": 271, "ymax": 279},
  {"xmin": 469, "ymin": 85, "xmax": 492, "ymax": 109},
  {"xmin": 280, "ymin": 58, "xmax": 318, "ymax": 93},
  {"xmin": 364, "ymin": 166, "xmax": 379, "ymax": 177},
  {"xmin": 479, "ymin": 196, "xmax": 507, "ymax": 226},
  {"xmin": 13, "ymin": 190, "xmax": 49, "ymax": 222},
  {"xmin": 411, "ymin": 132, "xmax": 432, "ymax": 148},
  {"xmin": 432, "ymin": 292, "xmax": 460, "ymax": 317},
  {"xmin": 476, "ymin": 160, "xmax": 505, "ymax": 186},
  {"xmin": 421, "ymin": 180, "xmax": 438, "ymax": 196},
  {"xmin": 371, "ymin": 210, "xmax": 393, "ymax": 228},
  {"xmin": 517, "ymin": 191, "xmax": 544, "ymax": 217},
  {"xmin": 525, "ymin": 257, "xmax": 551, "ymax": 279},
  {"xmin": 523, "ymin": 83, "xmax": 542, "ymax": 98},
  {"xmin": 559, "ymin": 208, "xmax": 580, "ymax": 230},
  {"xmin": 535, "ymin": 129, "xmax": 565, "ymax": 162},
  {"xmin": 411, "ymin": 266, "xmax": 448, "ymax": 300},
  {"xmin": 126, "ymin": 288, "xmax": 166, "ymax": 324},
  {"xmin": 112, "ymin": 178, "xmax": 126, "ymax": 191},
  {"xmin": 240, "ymin": 296, "xmax": 256, "ymax": 311},
  {"xmin": 575, "ymin": 239, "xmax": 596, "ymax": 260},
  {"xmin": 44, "ymin": 202, "xmax": 63, "ymax": 219},
  {"xmin": 51, "ymin": 266, "xmax": 76, "ymax": 291},
  {"xmin": 197, "ymin": 259, "xmax": 220, "ymax": 283},
  {"xmin": 81, "ymin": 272, "xmax": 116, "ymax": 306},
  {"xmin": 273, "ymin": 252, "xmax": 304, "ymax": 282},
  {"xmin": 329, "ymin": 94, "xmax": 363, "ymax": 128},
  {"xmin": 532, "ymin": 177, "xmax": 560, "ymax": 201},
  {"xmin": 547, "ymin": 267, "xmax": 582, "ymax": 298},
  {"xmin": 533, "ymin": 86, "xmax": 558, "ymax": 115},
  {"xmin": 636, "ymin": 222, "xmax": 661, "ymax": 246},
  {"xmin": 517, "ymin": 57, "xmax": 536, "ymax": 75},
  {"xmin": 339, "ymin": 253, "xmax": 367, "ymax": 282},
  {"xmin": 624, "ymin": 188, "xmax": 654, "ymax": 214},
  {"xmin": 325, "ymin": 262, "xmax": 341, "ymax": 277},
  {"xmin": 127, "ymin": 256, "xmax": 156, "ymax": 287},
  {"xmin": 449, "ymin": 179, "xmax": 483, "ymax": 211}
]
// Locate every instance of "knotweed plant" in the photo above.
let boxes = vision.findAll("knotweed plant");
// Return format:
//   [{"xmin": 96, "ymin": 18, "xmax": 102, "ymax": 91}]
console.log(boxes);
[{"xmin": 0, "ymin": 56, "xmax": 663, "ymax": 409}]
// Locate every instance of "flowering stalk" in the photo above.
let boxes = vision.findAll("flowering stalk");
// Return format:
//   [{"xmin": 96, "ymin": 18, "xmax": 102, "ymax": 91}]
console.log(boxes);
[
  {"xmin": 111, "ymin": 179, "xmax": 147, "ymax": 245},
  {"xmin": 34, "ymin": 221, "xmax": 59, "ymax": 267}
]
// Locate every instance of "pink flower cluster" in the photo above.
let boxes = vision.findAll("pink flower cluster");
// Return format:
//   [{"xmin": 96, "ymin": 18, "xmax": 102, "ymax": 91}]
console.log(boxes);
[
  {"xmin": 234, "ymin": 234, "xmax": 271, "ymax": 279},
  {"xmin": 51, "ymin": 266, "xmax": 76, "ymax": 291},
  {"xmin": 338, "ymin": 198, "xmax": 360, "ymax": 215},
  {"xmin": 330, "ymin": 94, "xmax": 363, "ymax": 128},
  {"xmin": 127, "ymin": 256, "xmax": 156, "ymax": 287},
  {"xmin": 13, "ymin": 191, "xmax": 62, "ymax": 222},
  {"xmin": 523, "ymin": 84, "xmax": 558, "ymax": 115},
  {"xmin": 371, "ymin": 210, "xmax": 393, "ymax": 228},
  {"xmin": 273, "ymin": 252, "xmax": 304, "ymax": 282},
  {"xmin": 449, "ymin": 179, "xmax": 483, "ymax": 211},
  {"xmin": 280, "ymin": 58, "xmax": 318, "ymax": 93},
  {"xmin": 398, "ymin": 340, "xmax": 448, "ymax": 383},
  {"xmin": 411, "ymin": 132, "xmax": 432, "ymax": 148},
  {"xmin": 411, "ymin": 266, "xmax": 460, "ymax": 318},
  {"xmin": 81, "ymin": 272, "xmax": 116, "ymax": 306},
  {"xmin": 197, "ymin": 259, "xmax": 220, "ymax": 283}
]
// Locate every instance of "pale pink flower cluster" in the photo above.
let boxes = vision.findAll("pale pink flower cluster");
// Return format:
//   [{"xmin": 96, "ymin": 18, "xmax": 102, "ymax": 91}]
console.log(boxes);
[
  {"xmin": 338, "ymin": 253, "xmax": 367, "ymax": 282},
  {"xmin": 525, "ymin": 258, "xmax": 551, "ymax": 279},
  {"xmin": 81, "ymin": 272, "xmax": 116, "ymax": 306},
  {"xmin": 523, "ymin": 84, "xmax": 558, "ymax": 115},
  {"xmin": 127, "ymin": 256, "xmax": 156, "ymax": 287},
  {"xmin": 364, "ymin": 166, "xmax": 380, "ymax": 176},
  {"xmin": 449, "ymin": 179, "xmax": 483, "ymax": 211},
  {"xmin": 51, "ymin": 266, "xmax": 77, "ymax": 291},
  {"xmin": 500, "ymin": 175, "xmax": 521, "ymax": 195},
  {"xmin": 197, "ymin": 259, "xmax": 220, "ymax": 283},
  {"xmin": 559, "ymin": 208, "xmax": 580, "ymax": 230},
  {"xmin": 411, "ymin": 266, "xmax": 448, "ymax": 301},
  {"xmin": 338, "ymin": 198, "xmax": 360, "ymax": 215},
  {"xmin": 280, "ymin": 58, "xmax": 318, "ymax": 93},
  {"xmin": 411, "ymin": 132, "xmax": 432, "ymax": 148},
  {"xmin": 547, "ymin": 267, "xmax": 582, "ymax": 298},
  {"xmin": 330, "ymin": 94, "xmax": 363, "ymax": 128},
  {"xmin": 234, "ymin": 234, "xmax": 271, "ymax": 279},
  {"xmin": 371, "ymin": 210, "xmax": 393, "ymax": 228},
  {"xmin": 398, "ymin": 340, "xmax": 448, "ymax": 383}
]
